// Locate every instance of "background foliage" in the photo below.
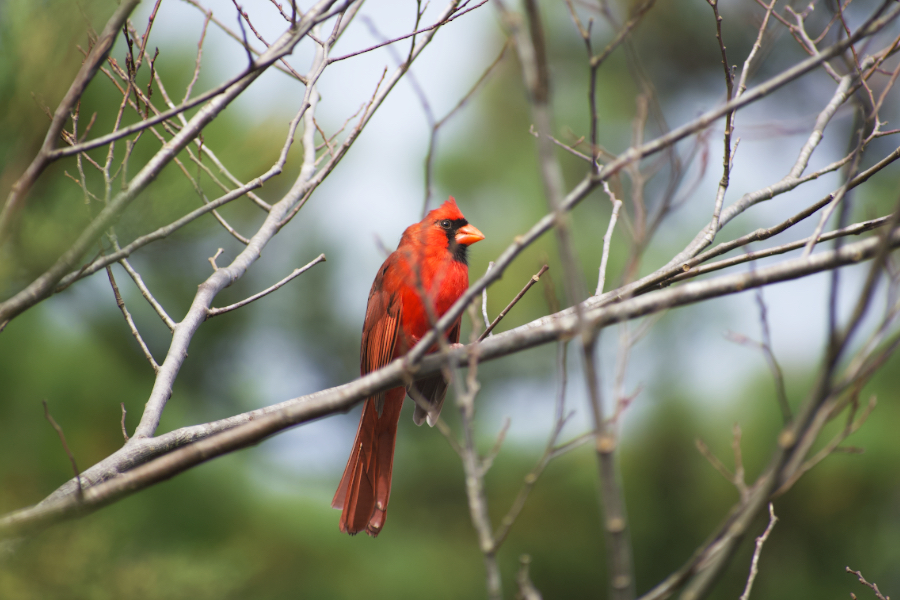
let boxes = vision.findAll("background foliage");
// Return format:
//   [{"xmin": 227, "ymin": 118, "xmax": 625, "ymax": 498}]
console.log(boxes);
[{"xmin": 1, "ymin": 0, "xmax": 898, "ymax": 598}]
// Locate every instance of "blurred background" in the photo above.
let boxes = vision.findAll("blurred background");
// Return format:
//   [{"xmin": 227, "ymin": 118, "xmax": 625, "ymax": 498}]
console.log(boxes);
[{"xmin": 1, "ymin": 0, "xmax": 899, "ymax": 598}]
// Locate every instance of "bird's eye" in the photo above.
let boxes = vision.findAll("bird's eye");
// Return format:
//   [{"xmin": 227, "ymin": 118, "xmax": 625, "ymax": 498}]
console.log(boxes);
[{"xmin": 439, "ymin": 219, "xmax": 452, "ymax": 229}]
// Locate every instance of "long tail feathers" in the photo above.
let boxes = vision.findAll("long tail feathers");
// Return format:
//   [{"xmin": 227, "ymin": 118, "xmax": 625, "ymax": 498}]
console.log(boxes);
[{"xmin": 332, "ymin": 387, "xmax": 405, "ymax": 536}]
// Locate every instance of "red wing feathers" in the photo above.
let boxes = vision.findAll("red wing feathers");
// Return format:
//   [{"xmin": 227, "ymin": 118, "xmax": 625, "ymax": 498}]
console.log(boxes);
[{"xmin": 360, "ymin": 277, "xmax": 402, "ymax": 416}]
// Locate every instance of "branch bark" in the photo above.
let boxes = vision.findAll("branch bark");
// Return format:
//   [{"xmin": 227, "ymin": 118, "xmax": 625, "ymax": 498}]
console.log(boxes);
[{"xmin": 3, "ymin": 227, "xmax": 897, "ymax": 539}]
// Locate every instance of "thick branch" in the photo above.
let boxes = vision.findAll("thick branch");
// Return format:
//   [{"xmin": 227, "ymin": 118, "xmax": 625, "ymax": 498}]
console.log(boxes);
[{"xmin": 3, "ymin": 229, "xmax": 896, "ymax": 538}]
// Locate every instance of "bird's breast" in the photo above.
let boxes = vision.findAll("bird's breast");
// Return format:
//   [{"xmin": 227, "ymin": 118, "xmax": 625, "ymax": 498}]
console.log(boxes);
[{"xmin": 396, "ymin": 257, "xmax": 468, "ymax": 349}]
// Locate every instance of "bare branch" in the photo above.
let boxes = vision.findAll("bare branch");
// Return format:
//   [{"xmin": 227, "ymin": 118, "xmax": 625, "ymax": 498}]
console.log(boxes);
[
  {"xmin": 454, "ymin": 342, "xmax": 502, "ymax": 600},
  {"xmin": 481, "ymin": 261, "xmax": 495, "ymax": 332},
  {"xmin": 775, "ymin": 395, "xmax": 877, "ymax": 495},
  {"xmin": 43, "ymin": 1, "xmax": 346, "ymax": 161},
  {"xmin": 105, "ymin": 266, "xmax": 160, "ymax": 373},
  {"xmin": 423, "ymin": 40, "xmax": 508, "ymax": 213},
  {"xmin": 695, "ymin": 438, "xmax": 736, "ymax": 488},
  {"xmin": 207, "ymin": 248, "xmax": 224, "ymax": 272},
  {"xmin": 705, "ymin": 0, "xmax": 735, "ymax": 243},
  {"xmin": 178, "ymin": 0, "xmax": 309, "ymax": 83},
  {"xmin": 3, "ymin": 228, "xmax": 899, "ymax": 538},
  {"xmin": 328, "ymin": 0, "xmax": 488, "ymax": 63},
  {"xmin": 736, "ymin": 0, "xmax": 775, "ymax": 97},
  {"xmin": 118, "ymin": 256, "xmax": 177, "ymax": 332},
  {"xmin": 5, "ymin": 11, "xmax": 900, "ymax": 591},
  {"xmin": 0, "ymin": 0, "xmax": 341, "ymax": 326},
  {"xmin": 478, "ymin": 265, "xmax": 549, "ymax": 341},
  {"xmin": 738, "ymin": 503, "xmax": 778, "ymax": 600},
  {"xmin": 846, "ymin": 567, "xmax": 889, "ymax": 600},
  {"xmin": 184, "ymin": 11, "xmax": 212, "ymax": 103},
  {"xmin": 516, "ymin": 555, "xmax": 544, "ymax": 600},
  {"xmin": 42, "ymin": 401, "xmax": 83, "ymax": 500},
  {"xmin": 0, "ymin": 0, "xmax": 141, "ymax": 243},
  {"xmin": 802, "ymin": 134, "xmax": 865, "ymax": 258},
  {"xmin": 206, "ymin": 254, "xmax": 326, "ymax": 318},
  {"xmin": 613, "ymin": 139, "xmax": 900, "ymax": 302},
  {"xmin": 587, "ymin": 0, "xmax": 657, "ymax": 75},
  {"xmin": 494, "ymin": 341, "xmax": 574, "ymax": 547},
  {"xmin": 596, "ymin": 182, "xmax": 623, "ymax": 295},
  {"xmin": 670, "ymin": 216, "xmax": 893, "ymax": 285},
  {"xmin": 408, "ymin": 4, "xmax": 900, "ymax": 368},
  {"xmin": 120, "ymin": 403, "xmax": 129, "ymax": 442}
]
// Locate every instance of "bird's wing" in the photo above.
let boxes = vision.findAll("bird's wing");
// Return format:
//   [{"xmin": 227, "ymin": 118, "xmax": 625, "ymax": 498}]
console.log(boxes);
[{"xmin": 360, "ymin": 264, "xmax": 403, "ymax": 417}]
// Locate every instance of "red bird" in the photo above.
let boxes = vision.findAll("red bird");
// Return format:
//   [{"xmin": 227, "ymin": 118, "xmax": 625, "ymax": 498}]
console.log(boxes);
[{"xmin": 332, "ymin": 197, "xmax": 484, "ymax": 536}]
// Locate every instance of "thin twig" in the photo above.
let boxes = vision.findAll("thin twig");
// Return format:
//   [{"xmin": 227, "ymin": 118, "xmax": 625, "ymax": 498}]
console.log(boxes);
[
  {"xmin": 0, "ymin": 0, "xmax": 141, "ymax": 243},
  {"xmin": 120, "ymin": 403, "xmax": 130, "ymax": 442},
  {"xmin": 736, "ymin": 0, "xmax": 776, "ymax": 97},
  {"xmin": 738, "ymin": 503, "xmax": 778, "ymax": 600},
  {"xmin": 232, "ymin": 0, "xmax": 306, "ymax": 81},
  {"xmin": 669, "ymin": 216, "xmax": 893, "ymax": 285},
  {"xmin": 622, "ymin": 142, "xmax": 898, "ymax": 299},
  {"xmin": 516, "ymin": 555, "xmax": 544, "ymax": 600},
  {"xmin": 586, "ymin": 0, "xmax": 657, "ymax": 75},
  {"xmin": 493, "ymin": 341, "xmax": 581, "ymax": 546},
  {"xmin": 695, "ymin": 438, "xmax": 736, "ymax": 485},
  {"xmin": 754, "ymin": 288, "xmax": 791, "ymax": 422},
  {"xmin": 478, "ymin": 265, "xmax": 549, "ymax": 341},
  {"xmin": 184, "ymin": 11, "xmax": 212, "ymax": 103},
  {"xmin": 597, "ymin": 182, "xmax": 623, "ymax": 295},
  {"xmin": 208, "ymin": 248, "xmax": 224, "ymax": 272},
  {"xmin": 454, "ymin": 338, "xmax": 502, "ymax": 600},
  {"xmin": 328, "ymin": 0, "xmax": 487, "ymax": 63},
  {"xmin": 42, "ymin": 401, "xmax": 83, "ymax": 500},
  {"xmin": 705, "ymin": 0, "xmax": 736, "ymax": 244},
  {"xmin": 480, "ymin": 417, "xmax": 511, "ymax": 475},
  {"xmin": 152, "ymin": 67, "xmax": 272, "ymax": 212},
  {"xmin": 802, "ymin": 130, "xmax": 865, "ymax": 257},
  {"xmin": 118, "ymin": 256, "xmax": 177, "ymax": 332},
  {"xmin": 731, "ymin": 423, "xmax": 749, "ymax": 502},
  {"xmin": 105, "ymin": 266, "xmax": 160, "ymax": 372},
  {"xmin": 180, "ymin": 0, "xmax": 308, "ymax": 83},
  {"xmin": 422, "ymin": 41, "xmax": 508, "ymax": 213},
  {"xmin": 775, "ymin": 395, "xmax": 877, "ymax": 495},
  {"xmin": 481, "ymin": 261, "xmax": 494, "ymax": 331},
  {"xmin": 206, "ymin": 254, "xmax": 326, "ymax": 317},
  {"xmin": 845, "ymin": 567, "xmax": 889, "ymax": 600}
]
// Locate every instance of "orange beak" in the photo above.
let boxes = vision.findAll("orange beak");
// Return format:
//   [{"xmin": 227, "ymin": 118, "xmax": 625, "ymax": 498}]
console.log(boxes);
[{"xmin": 455, "ymin": 223, "xmax": 485, "ymax": 246}]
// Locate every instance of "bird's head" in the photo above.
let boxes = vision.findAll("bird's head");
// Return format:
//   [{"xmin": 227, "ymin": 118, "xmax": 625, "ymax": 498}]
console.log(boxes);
[{"xmin": 422, "ymin": 197, "xmax": 485, "ymax": 264}]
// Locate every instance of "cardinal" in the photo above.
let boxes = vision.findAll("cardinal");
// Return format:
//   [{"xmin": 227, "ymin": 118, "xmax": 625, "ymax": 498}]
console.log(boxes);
[{"xmin": 332, "ymin": 197, "xmax": 484, "ymax": 536}]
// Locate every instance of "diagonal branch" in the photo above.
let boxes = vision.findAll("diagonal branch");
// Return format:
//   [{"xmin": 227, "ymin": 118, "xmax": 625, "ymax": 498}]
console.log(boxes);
[
  {"xmin": 478, "ymin": 264, "xmax": 548, "ymax": 341},
  {"xmin": 206, "ymin": 254, "xmax": 326, "ymax": 318},
  {"xmin": 0, "ymin": 0, "xmax": 340, "ymax": 326},
  {"xmin": 105, "ymin": 265, "xmax": 160, "ymax": 372},
  {"xmin": 0, "ymin": 0, "xmax": 141, "ymax": 244},
  {"xmin": 1, "ymin": 228, "xmax": 899, "ymax": 538}
]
